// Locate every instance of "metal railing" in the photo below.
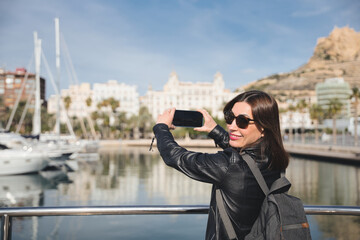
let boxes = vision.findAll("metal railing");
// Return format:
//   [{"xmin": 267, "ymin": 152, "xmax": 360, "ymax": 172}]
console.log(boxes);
[{"xmin": 1, "ymin": 205, "xmax": 360, "ymax": 240}]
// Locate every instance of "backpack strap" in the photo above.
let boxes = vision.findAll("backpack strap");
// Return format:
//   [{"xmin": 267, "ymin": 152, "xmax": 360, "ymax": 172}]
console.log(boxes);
[
  {"xmin": 241, "ymin": 153, "xmax": 270, "ymax": 195},
  {"xmin": 216, "ymin": 152, "xmax": 286, "ymax": 240},
  {"xmin": 216, "ymin": 189, "xmax": 238, "ymax": 240},
  {"xmin": 269, "ymin": 177, "xmax": 291, "ymax": 194}
]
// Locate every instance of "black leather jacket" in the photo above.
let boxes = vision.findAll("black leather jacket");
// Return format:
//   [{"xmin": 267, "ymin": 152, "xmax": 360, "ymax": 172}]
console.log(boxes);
[{"xmin": 153, "ymin": 123, "xmax": 281, "ymax": 240}]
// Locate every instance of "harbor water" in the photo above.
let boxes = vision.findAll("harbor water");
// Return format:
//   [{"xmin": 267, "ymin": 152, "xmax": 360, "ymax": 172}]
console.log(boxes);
[{"xmin": 1, "ymin": 146, "xmax": 360, "ymax": 239}]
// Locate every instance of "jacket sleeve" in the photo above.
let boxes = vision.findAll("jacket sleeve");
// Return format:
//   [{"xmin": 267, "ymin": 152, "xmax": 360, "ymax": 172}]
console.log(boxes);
[
  {"xmin": 208, "ymin": 124, "xmax": 230, "ymax": 149},
  {"xmin": 153, "ymin": 123, "xmax": 229, "ymax": 184}
]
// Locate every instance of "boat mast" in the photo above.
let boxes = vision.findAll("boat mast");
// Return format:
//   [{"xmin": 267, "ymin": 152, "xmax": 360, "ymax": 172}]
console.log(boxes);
[
  {"xmin": 54, "ymin": 18, "xmax": 61, "ymax": 138},
  {"xmin": 32, "ymin": 32, "xmax": 41, "ymax": 135}
]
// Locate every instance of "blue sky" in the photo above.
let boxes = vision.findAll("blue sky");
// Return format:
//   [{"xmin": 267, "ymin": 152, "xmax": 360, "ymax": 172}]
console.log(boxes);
[{"xmin": 0, "ymin": 0, "xmax": 359, "ymax": 97}]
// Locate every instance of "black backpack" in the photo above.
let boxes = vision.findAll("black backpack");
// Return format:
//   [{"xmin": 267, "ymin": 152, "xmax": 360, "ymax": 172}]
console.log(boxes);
[{"xmin": 216, "ymin": 153, "xmax": 312, "ymax": 240}]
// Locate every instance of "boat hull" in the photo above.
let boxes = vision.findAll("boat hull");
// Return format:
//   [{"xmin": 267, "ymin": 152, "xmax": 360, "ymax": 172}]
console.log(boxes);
[{"xmin": 0, "ymin": 150, "xmax": 49, "ymax": 175}]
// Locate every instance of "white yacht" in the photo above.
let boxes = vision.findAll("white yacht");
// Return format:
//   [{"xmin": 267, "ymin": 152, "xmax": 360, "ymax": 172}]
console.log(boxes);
[
  {"xmin": 0, "ymin": 131, "xmax": 85, "ymax": 159},
  {"xmin": 0, "ymin": 143, "xmax": 49, "ymax": 176}
]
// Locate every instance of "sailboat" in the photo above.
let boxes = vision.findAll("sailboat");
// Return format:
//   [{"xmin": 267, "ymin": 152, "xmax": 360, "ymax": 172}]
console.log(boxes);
[
  {"xmin": 36, "ymin": 18, "xmax": 82, "ymax": 159},
  {"xmin": 0, "ymin": 20, "xmax": 79, "ymax": 175},
  {"xmin": 38, "ymin": 18, "xmax": 98, "ymax": 157}
]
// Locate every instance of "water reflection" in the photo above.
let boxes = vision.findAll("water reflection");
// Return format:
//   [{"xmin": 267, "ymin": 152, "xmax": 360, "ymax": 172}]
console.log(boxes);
[
  {"xmin": 63, "ymin": 147, "xmax": 211, "ymax": 205},
  {"xmin": 2, "ymin": 146, "xmax": 360, "ymax": 239},
  {"xmin": 287, "ymin": 158, "xmax": 360, "ymax": 206},
  {"xmin": 0, "ymin": 174, "xmax": 53, "ymax": 208},
  {"xmin": 286, "ymin": 157, "xmax": 360, "ymax": 239}
]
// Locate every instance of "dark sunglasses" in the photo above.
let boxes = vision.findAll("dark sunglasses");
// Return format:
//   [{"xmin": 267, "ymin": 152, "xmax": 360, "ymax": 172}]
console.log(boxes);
[{"xmin": 224, "ymin": 111, "xmax": 256, "ymax": 129}]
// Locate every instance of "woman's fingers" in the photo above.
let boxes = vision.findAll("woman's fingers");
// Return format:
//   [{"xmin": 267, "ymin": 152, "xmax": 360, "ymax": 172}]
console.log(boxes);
[
  {"xmin": 195, "ymin": 109, "xmax": 217, "ymax": 133},
  {"xmin": 157, "ymin": 108, "xmax": 176, "ymax": 129}
]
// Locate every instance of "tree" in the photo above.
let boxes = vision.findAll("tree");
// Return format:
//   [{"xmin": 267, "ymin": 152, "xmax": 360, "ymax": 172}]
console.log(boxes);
[
  {"xmin": 96, "ymin": 98, "xmax": 112, "ymax": 139},
  {"xmin": 85, "ymin": 96, "xmax": 97, "ymax": 139},
  {"xmin": 117, "ymin": 112, "xmax": 128, "ymax": 139},
  {"xmin": 108, "ymin": 97, "xmax": 119, "ymax": 113},
  {"xmin": 41, "ymin": 106, "xmax": 55, "ymax": 133},
  {"xmin": 296, "ymin": 99, "xmax": 308, "ymax": 144},
  {"xmin": 86, "ymin": 97, "xmax": 92, "ymax": 108},
  {"xmin": 137, "ymin": 106, "xmax": 154, "ymax": 139},
  {"xmin": 105, "ymin": 98, "xmax": 119, "ymax": 138},
  {"xmin": 0, "ymin": 97, "xmax": 7, "ymax": 128},
  {"xmin": 309, "ymin": 104, "xmax": 324, "ymax": 144},
  {"xmin": 326, "ymin": 98, "xmax": 343, "ymax": 145},
  {"xmin": 5, "ymin": 101, "xmax": 33, "ymax": 133},
  {"xmin": 350, "ymin": 87, "xmax": 359, "ymax": 146},
  {"xmin": 63, "ymin": 96, "xmax": 72, "ymax": 114}
]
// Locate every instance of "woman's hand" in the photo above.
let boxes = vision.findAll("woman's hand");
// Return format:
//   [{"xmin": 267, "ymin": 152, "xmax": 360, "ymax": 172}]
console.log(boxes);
[
  {"xmin": 194, "ymin": 109, "xmax": 217, "ymax": 133},
  {"xmin": 157, "ymin": 108, "xmax": 176, "ymax": 130}
]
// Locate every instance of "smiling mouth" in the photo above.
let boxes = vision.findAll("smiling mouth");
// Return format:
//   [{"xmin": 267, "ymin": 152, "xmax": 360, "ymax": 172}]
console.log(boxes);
[{"xmin": 229, "ymin": 133, "xmax": 242, "ymax": 140}]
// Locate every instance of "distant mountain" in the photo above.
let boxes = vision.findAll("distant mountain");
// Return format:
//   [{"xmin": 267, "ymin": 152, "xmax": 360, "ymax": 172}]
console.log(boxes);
[{"xmin": 243, "ymin": 26, "xmax": 360, "ymax": 93}]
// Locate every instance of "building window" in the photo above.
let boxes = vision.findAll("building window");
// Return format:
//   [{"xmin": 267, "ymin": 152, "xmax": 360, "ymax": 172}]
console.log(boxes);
[{"xmin": 6, "ymin": 78, "xmax": 14, "ymax": 84}]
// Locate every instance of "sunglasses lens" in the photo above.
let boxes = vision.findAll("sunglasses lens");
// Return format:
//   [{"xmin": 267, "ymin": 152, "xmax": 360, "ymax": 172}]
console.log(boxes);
[
  {"xmin": 236, "ymin": 115, "xmax": 249, "ymax": 129},
  {"xmin": 225, "ymin": 112, "xmax": 254, "ymax": 129},
  {"xmin": 224, "ymin": 111, "xmax": 234, "ymax": 124}
]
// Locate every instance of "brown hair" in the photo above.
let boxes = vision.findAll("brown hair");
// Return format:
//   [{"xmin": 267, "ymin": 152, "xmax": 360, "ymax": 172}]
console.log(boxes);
[{"xmin": 223, "ymin": 90, "xmax": 289, "ymax": 171}]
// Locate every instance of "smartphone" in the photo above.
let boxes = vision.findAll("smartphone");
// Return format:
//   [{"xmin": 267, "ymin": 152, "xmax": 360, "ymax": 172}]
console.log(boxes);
[{"xmin": 172, "ymin": 110, "xmax": 203, "ymax": 127}]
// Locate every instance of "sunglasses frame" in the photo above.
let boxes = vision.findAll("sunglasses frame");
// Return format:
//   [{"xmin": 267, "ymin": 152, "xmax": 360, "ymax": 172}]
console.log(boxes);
[{"xmin": 224, "ymin": 111, "xmax": 256, "ymax": 129}]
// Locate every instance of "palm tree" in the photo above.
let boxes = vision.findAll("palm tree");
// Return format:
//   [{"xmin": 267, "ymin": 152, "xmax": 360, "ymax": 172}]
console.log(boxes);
[
  {"xmin": 85, "ymin": 96, "xmax": 97, "ymax": 139},
  {"xmin": 0, "ymin": 97, "xmax": 7, "ymax": 128},
  {"xmin": 309, "ymin": 104, "xmax": 324, "ymax": 144},
  {"xmin": 326, "ymin": 98, "xmax": 343, "ymax": 145},
  {"xmin": 63, "ymin": 96, "xmax": 72, "ymax": 114},
  {"xmin": 296, "ymin": 99, "xmax": 308, "ymax": 144},
  {"xmin": 108, "ymin": 97, "xmax": 120, "ymax": 113},
  {"xmin": 117, "ymin": 112, "xmax": 128, "ymax": 139},
  {"xmin": 97, "ymin": 98, "xmax": 119, "ymax": 139},
  {"xmin": 137, "ymin": 106, "xmax": 154, "ymax": 138},
  {"xmin": 41, "ymin": 106, "xmax": 55, "ymax": 133},
  {"xmin": 86, "ymin": 97, "xmax": 92, "ymax": 108},
  {"xmin": 106, "ymin": 98, "xmax": 119, "ymax": 138},
  {"xmin": 350, "ymin": 87, "xmax": 359, "ymax": 146}
]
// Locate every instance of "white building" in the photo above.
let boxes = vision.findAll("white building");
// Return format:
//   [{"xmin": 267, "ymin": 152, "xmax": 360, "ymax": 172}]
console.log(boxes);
[
  {"xmin": 48, "ymin": 83, "xmax": 94, "ymax": 123},
  {"xmin": 141, "ymin": 72, "xmax": 239, "ymax": 120},
  {"xmin": 316, "ymin": 77, "xmax": 352, "ymax": 118},
  {"xmin": 93, "ymin": 80, "xmax": 139, "ymax": 117},
  {"xmin": 280, "ymin": 111, "xmax": 313, "ymax": 132},
  {"xmin": 48, "ymin": 80, "xmax": 139, "ymax": 123}
]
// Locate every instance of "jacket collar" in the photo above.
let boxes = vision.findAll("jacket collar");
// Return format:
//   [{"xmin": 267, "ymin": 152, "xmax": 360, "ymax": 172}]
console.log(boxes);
[{"xmin": 224, "ymin": 142, "xmax": 269, "ymax": 165}]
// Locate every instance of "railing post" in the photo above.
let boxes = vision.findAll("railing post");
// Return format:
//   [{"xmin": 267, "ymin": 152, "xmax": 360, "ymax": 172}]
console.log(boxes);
[{"xmin": 1, "ymin": 214, "xmax": 12, "ymax": 240}]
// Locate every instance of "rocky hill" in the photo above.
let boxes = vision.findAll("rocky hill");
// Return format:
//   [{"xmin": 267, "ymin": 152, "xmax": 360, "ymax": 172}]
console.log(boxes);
[{"xmin": 243, "ymin": 26, "xmax": 360, "ymax": 94}]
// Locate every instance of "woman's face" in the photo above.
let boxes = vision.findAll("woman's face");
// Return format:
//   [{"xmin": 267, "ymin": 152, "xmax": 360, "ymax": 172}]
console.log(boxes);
[{"xmin": 227, "ymin": 101, "xmax": 263, "ymax": 148}]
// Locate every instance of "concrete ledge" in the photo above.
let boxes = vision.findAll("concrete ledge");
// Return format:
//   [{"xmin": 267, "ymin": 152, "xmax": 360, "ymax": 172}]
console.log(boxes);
[
  {"xmin": 283, "ymin": 143, "xmax": 360, "ymax": 163},
  {"xmin": 99, "ymin": 139, "xmax": 360, "ymax": 162}
]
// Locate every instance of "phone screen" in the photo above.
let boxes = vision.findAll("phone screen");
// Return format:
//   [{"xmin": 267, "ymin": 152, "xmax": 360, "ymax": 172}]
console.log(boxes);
[{"xmin": 172, "ymin": 110, "xmax": 203, "ymax": 127}]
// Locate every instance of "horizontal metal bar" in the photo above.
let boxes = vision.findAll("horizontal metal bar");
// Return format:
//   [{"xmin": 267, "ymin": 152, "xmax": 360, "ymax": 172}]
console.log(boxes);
[
  {"xmin": 0, "ymin": 205, "xmax": 209, "ymax": 217},
  {"xmin": 0, "ymin": 205, "xmax": 360, "ymax": 217},
  {"xmin": 305, "ymin": 205, "xmax": 360, "ymax": 216}
]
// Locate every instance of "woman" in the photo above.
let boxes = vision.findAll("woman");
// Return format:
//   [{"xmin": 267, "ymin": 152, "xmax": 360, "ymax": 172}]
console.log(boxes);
[{"xmin": 153, "ymin": 90, "xmax": 289, "ymax": 239}]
